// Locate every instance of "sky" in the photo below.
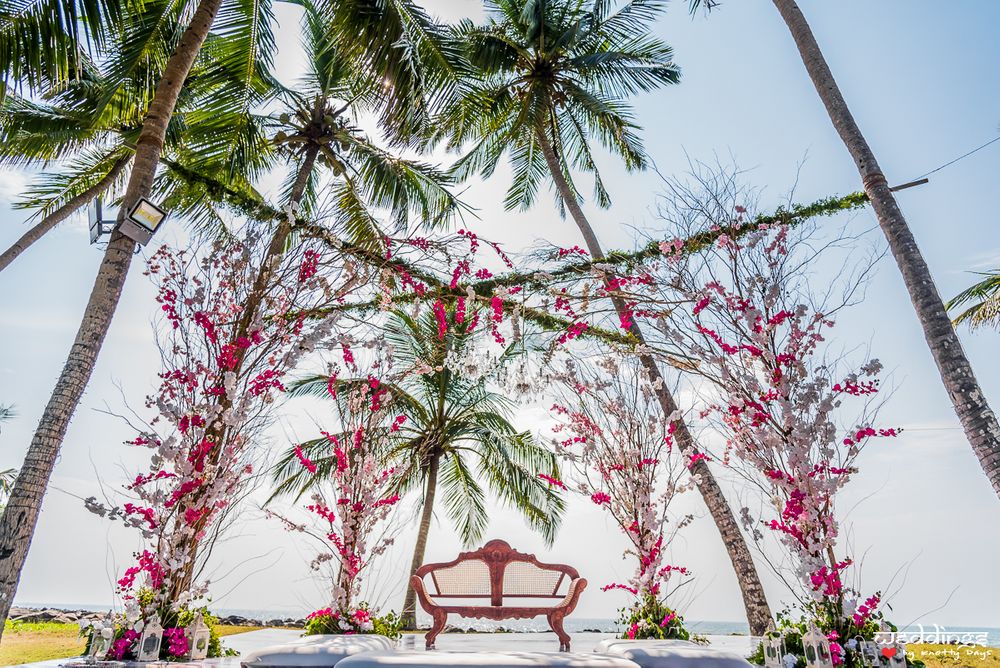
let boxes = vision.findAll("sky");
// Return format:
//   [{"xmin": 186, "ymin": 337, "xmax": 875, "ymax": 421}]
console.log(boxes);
[{"xmin": 2, "ymin": 0, "xmax": 1000, "ymax": 631}]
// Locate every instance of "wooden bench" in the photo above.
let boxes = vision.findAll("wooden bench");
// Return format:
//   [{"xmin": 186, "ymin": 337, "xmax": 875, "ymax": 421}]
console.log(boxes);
[{"xmin": 410, "ymin": 539, "xmax": 588, "ymax": 652}]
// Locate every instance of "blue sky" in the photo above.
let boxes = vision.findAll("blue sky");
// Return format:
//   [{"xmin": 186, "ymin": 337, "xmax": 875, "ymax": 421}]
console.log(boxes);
[{"xmin": 1, "ymin": 0, "xmax": 999, "ymax": 629}]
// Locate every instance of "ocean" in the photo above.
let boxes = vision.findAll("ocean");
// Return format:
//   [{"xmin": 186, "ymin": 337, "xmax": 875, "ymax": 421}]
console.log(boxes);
[{"xmin": 17, "ymin": 603, "xmax": 1000, "ymax": 648}]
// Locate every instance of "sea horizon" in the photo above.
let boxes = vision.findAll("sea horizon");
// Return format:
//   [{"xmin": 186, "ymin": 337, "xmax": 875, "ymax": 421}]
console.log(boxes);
[{"xmin": 13, "ymin": 602, "xmax": 1000, "ymax": 648}]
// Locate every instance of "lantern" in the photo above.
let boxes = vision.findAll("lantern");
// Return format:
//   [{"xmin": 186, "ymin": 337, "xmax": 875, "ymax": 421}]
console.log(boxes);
[
  {"xmin": 763, "ymin": 634, "xmax": 786, "ymax": 668},
  {"xmin": 856, "ymin": 638, "xmax": 882, "ymax": 668},
  {"xmin": 137, "ymin": 615, "xmax": 164, "ymax": 662},
  {"xmin": 802, "ymin": 625, "xmax": 834, "ymax": 668},
  {"xmin": 184, "ymin": 613, "xmax": 211, "ymax": 660},
  {"xmin": 118, "ymin": 197, "xmax": 169, "ymax": 246},
  {"xmin": 88, "ymin": 624, "xmax": 113, "ymax": 660}
]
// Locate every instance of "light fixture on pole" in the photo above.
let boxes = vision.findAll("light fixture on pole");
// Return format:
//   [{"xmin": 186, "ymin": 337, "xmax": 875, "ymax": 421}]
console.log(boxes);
[
  {"xmin": 117, "ymin": 197, "xmax": 169, "ymax": 246},
  {"xmin": 88, "ymin": 198, "xmax": 116, "ymax": 245}
]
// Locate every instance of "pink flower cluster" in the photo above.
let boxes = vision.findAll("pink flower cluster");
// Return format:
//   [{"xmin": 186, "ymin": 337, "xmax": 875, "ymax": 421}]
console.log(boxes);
[{"xmin": 163, "ymin": 627, "xmax": 188, "ymax": 657}]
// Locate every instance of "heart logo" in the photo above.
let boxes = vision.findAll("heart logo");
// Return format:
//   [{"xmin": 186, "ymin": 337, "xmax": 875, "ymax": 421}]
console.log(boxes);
[{"xmin": 881, "ymin": 647, "xmax": 898, "ymax": 659}]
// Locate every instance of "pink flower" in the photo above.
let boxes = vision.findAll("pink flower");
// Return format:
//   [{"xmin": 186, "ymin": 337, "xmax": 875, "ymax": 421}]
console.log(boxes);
[
  {"xmin": 433, "ymin": 300, "xmax": 448, "ymax": 340},
  {"xmin": 298, "ymin": 250, "xmax": 320, "ymax": 282},
  {"xmin": 687, "ymin": 452, "xmax": 710, "ymax": 469},
  {"xmin": 538, "ymin": 474, "xmax": 567, "ymax": 490},
  {"xmin": 164, "ymin": 627, "xmax": 188, "ymax": 657},
  {"xmin": 295, "ymin": 444, "xmax": 318, "ymax": 474}
]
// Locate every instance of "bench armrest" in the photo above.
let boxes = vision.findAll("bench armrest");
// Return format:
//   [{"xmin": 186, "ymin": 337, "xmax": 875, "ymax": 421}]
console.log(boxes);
[
  {"xmin": 555, "ymin": 577, "xmax": 588, "ymax": 613},
  {"xmin": 410, "ymin": 574, "xmax": 439, "ymax": 614}
]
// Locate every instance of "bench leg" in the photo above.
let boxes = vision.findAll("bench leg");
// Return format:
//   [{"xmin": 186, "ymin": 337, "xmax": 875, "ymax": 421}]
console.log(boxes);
[
  {"xmin": 547, "ymin": 612, "xmax": 570, "ymax": 652},
  {"xmin": 425, "ymin": 610, "xmax": 447, "ymax": 650}
]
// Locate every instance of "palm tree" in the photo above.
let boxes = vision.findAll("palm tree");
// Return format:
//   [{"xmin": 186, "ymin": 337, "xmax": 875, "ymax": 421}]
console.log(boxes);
[
  {"xmin": 159, "ymin": 3, "xmax": 462, "ymax": 601},
  {"xmin": 948, "ymin": 270, "xmax": 1000, "ymax": 331},
  {"xmin": 0, "ymin": 0, "xmax": 273, "ymax": 635},
  {"xmin": 764, "ymin": 0, "xmax": 1000, "ymax": 500},
  {"xmin": 432, "ymin": 0, "xmax": 773, "ymax": 633},
  {"xmin": 0, "ymin": 0, "xmax": 459, "ymax": 632},
  {"xmin": 272, "ymin": 309, "xmax": 565, "ymax": 629},
  {"xmin": 0, "ymin": 47, "xmax": 267, "ymax": 272}
]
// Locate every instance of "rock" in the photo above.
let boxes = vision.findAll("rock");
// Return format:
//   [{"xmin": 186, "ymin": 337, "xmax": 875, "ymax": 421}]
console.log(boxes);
[
  {"xmin": 267, "ymin": 618, "xmax": 286, "ymax": 627},
  {"xmin": 221, "ymin": 615, "xmax": 254, "ymax": 626}
]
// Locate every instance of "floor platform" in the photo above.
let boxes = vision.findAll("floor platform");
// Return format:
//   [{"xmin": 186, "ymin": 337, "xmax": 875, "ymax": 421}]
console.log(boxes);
[{"xmin": 15, "ymin": 631, "xmax": 758, "ymax": 668}]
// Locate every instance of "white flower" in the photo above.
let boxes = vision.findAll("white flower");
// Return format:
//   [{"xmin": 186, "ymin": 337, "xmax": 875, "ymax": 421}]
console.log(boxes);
[
  {"xmin": 101, "ymin": 628, "xmax": 114, "ymax": 639},
  {"xmin": 845, "ymin": 639, "xmax": 858, "ymax": 651},
  {"xmin": 782, "ymin": 653, "xmax": 798, "ymax": 668}
]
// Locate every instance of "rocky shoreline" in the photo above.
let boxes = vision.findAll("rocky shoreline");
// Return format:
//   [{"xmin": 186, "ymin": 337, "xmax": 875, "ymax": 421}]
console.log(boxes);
[
  {"xmin": 7, "ymin": 607, "xmax": 305, "ymax": 629},
  {"xmin": 7, "ymin": 607, "xmax": 606, "ymax": 634}
]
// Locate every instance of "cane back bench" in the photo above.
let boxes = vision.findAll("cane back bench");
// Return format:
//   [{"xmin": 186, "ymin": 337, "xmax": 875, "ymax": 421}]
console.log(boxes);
[{"xmin": 410, "ymin": 539, "xmax": 588, "ymax": 651}]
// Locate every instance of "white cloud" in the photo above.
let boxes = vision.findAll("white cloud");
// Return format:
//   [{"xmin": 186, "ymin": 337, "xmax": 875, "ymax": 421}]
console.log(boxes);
[{"xmin": 0, "ymin": 168, "xmax": 28, "ymax": 204}]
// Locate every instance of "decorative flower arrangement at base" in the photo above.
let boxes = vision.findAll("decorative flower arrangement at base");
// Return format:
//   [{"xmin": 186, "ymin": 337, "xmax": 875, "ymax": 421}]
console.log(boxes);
[
  {"xmin": 747, "ymin": 608, "xmax": 925, "ymax": 668},
  {"xmin": 304, "ymin": 604, "xmax": 401, "ymax": 639},
  {"xmin": 80, "ymin": 603, "xmax": 234, "ymax": 662},
  {"xmin": 616, "ymin": 591, "xmax": 696, "ymax": 642}
]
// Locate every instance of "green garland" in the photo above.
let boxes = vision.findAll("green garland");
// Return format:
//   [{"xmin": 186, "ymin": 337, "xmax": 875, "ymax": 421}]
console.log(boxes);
[
  {"xmin": 159, "ymin": 156, "xmax": 868, "ymax": 297},
  {"xmin": 469, "ymin": 191, "xmax": 870, "ymax": 293},
  {"xmin": 159, "ymin": 159, "xmax": 870, "ymax": 350}
]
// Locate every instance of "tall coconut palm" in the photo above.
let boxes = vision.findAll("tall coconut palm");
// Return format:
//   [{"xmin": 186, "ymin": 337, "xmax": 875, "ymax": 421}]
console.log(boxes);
[
  {"xmin": 0, "ymin": 48, "xmax": 265, "ymax": 272},
  {"xmin": 0, "ymin": 0, "xmax": 458, "ymax": 633},
  {"xmin": 272, "ymin": 309, "xmax": 565, "ymax": 629},
  {"xmin": 159, "ymin": 2, "xmax": 462, "ymax": 601},
  {"xmin": 0, "ymin": 0, "xmax": 275, "ymax": 635},
  {"xmin": 432, "ymin": 0, "xmax": 773, "ymax": 633},
  {"xmin": 764, "ymin": 0, "xmax": 1000, "ymax": 500}
]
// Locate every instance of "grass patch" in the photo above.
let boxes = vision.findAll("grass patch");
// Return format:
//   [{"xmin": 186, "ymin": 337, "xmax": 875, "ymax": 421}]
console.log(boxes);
[
  {"xmin": 0, "ymin": 621, "xmax": 266, "ymax": 666},
  {"xmin": 907, "ymin": 644, "xmax": 1000, "ymax": 668},
  {"xmin": 216, "ymin": 624, "xmax": 267, "ymax": 637},
  {"xmin": 0, "ymin": 621, "xmax": 85, "ymax": 666}
]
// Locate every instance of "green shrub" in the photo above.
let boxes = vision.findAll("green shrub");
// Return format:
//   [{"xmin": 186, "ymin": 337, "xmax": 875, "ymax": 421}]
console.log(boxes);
[
  {"xmin": 616, "ymin": 592, "xmax": 692, "ymax": 641},
  {"xmin": 303, "ymin": 604, "xmax": 401, "ymax": 640}
]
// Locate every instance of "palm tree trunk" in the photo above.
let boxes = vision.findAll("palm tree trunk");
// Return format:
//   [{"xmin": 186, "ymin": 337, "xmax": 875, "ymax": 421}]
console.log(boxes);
[
  {"xmin": 771, "ymin": 0, "xmax": 1000, "ymax": 499},
  {"xmin": 401, "ymin": 453, "xmax": 440, "ymax": 630},
  {"xmin": 0, "ymin": 0, "xmax": 224, "ymax": 640},
  {"xmin": 0, "ymin": 156, "xmax": 130, "ymax": 273},
  {"xmin": 536, "ymin": 130, "xmax": 774, "ymax": 635}
]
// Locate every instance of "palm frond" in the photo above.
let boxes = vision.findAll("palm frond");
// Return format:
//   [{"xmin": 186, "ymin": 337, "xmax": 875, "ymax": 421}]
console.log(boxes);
[
  {"xmin": 948, "ymin": 270, "xmax": 1000, "ymax": 330},
  {"xmin": 15, "ymin": 146, "xmax": 131, "ymax": 217},
  {"xmin": 439, "ymin": 451, "xmax": 488, "ymax": 545},
  {"xmin": 0, "ymin": 0, "xmax": 122, "ymax": 89}
]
